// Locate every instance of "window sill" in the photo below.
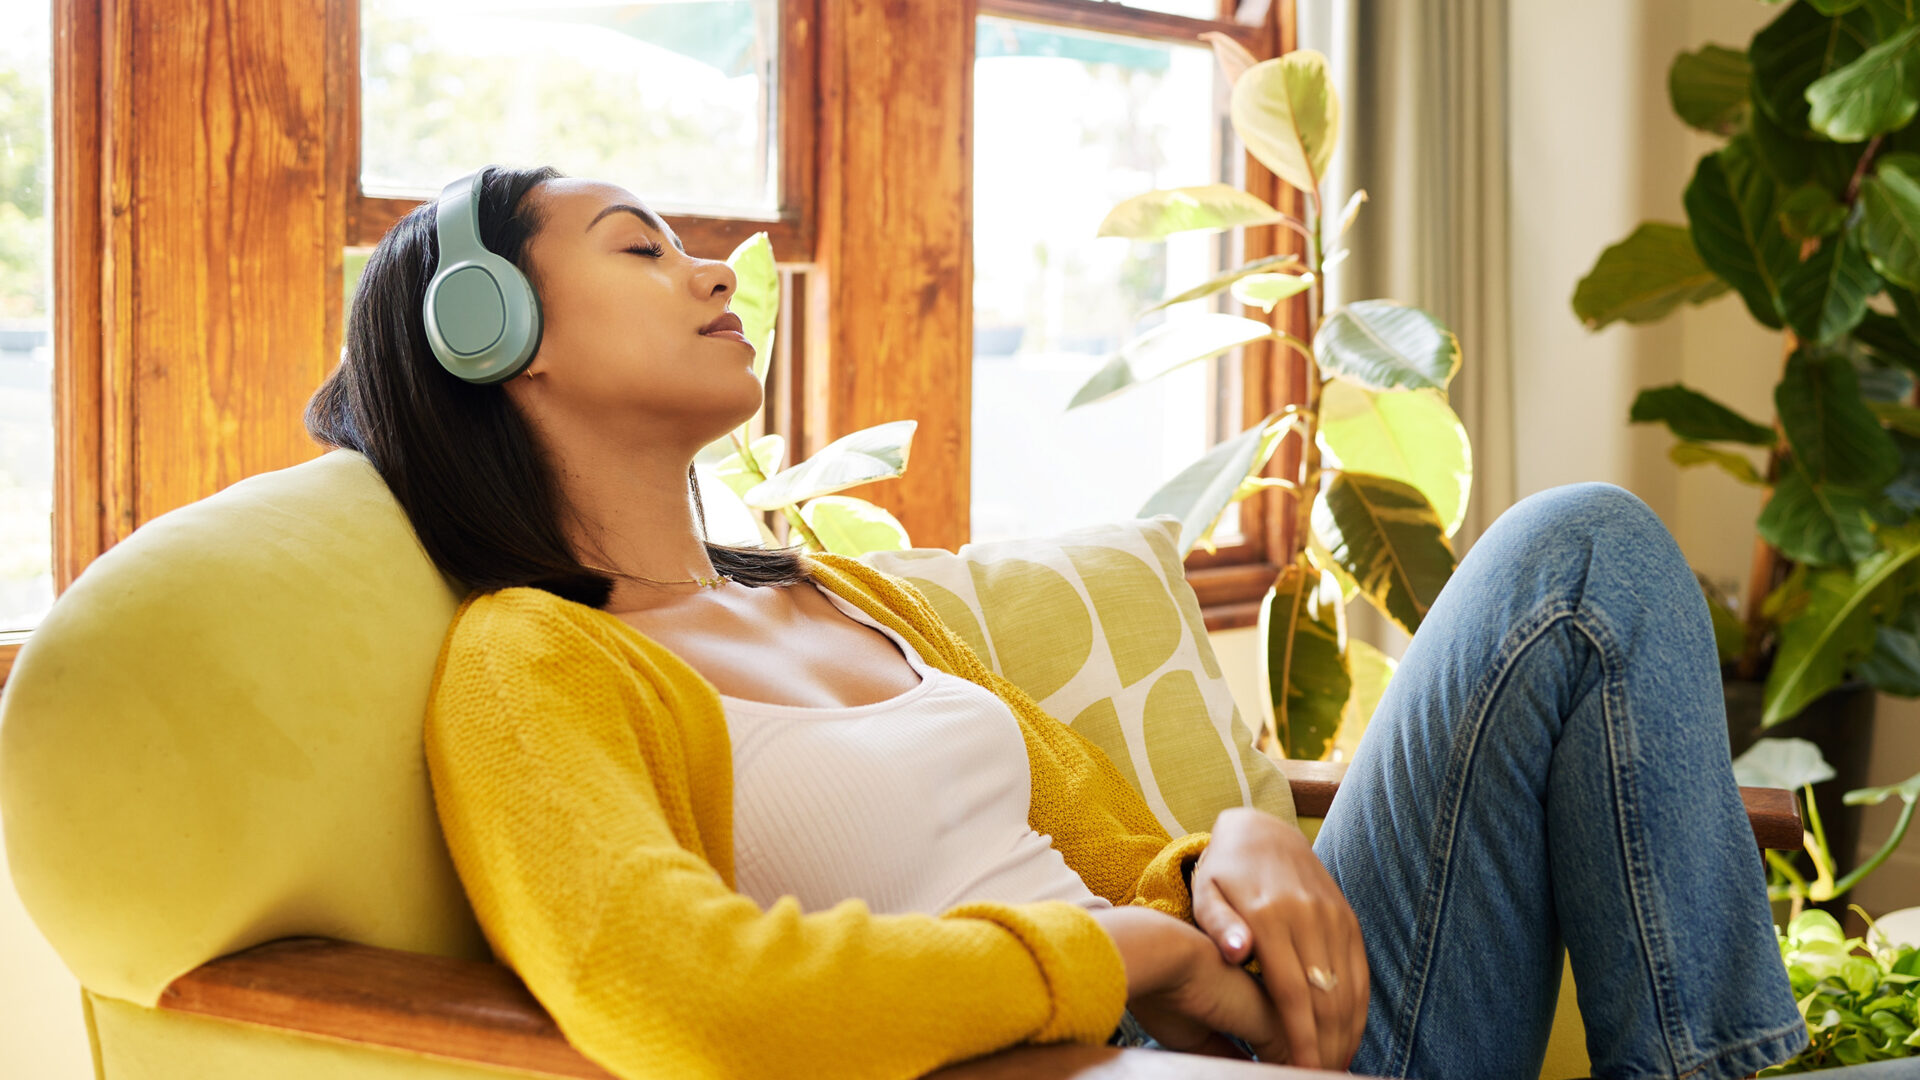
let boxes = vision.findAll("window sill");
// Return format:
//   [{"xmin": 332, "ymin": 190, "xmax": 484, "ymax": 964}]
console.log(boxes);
[{"xmin": 1190, "ymin": 561, "xmax": 1278, "ymax": 632}]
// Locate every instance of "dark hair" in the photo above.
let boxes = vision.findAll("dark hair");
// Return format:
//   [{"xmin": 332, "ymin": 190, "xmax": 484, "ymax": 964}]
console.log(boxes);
[{"xmin": 305, "ymin": 164, "xmax": 812, "ymax": 608}]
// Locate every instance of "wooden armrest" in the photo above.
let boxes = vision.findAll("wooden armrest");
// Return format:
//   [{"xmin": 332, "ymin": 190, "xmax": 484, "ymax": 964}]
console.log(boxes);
[
  {"xmin": 1274, "ymin": 760, "xmax": 1805, "ymax": 850},
  {"xmin": 161, "ymin": 938, "xmax": 1326, "ymax": 1078}
]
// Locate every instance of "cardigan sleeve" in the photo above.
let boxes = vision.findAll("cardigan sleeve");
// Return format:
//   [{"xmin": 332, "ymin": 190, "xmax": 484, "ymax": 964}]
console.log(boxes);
[{"xmin": 423, "ymin": 594, "xmax": 1127, "ymax": 1080}]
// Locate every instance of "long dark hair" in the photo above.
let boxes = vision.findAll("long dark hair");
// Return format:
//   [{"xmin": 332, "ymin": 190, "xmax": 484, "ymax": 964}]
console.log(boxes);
[{"xmin": 306, "ymin": 164, "xmax": 812, "ymax": 608}]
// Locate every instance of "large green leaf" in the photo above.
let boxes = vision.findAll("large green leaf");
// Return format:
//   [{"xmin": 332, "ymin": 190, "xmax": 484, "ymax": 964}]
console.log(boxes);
[
  {"xmin": 1140, "ymin": 254, "xmax": 1303, "ymax": 317},
  {"xmin": 1782, "ymin": 226, "xmax": 1883, "ymax": 343},
  {"xmin": 799, "ymin": 495, "xmax": 910, "ymax": 556},
  {"xmin": 1858, "ymin": 596, "xmax": 1920, "ymax": 692},
  {"xmin": 1777, "ymin": 346, "xmax": 1901, "ymax": 487},
  {"xmin": 1316, "ymin": 381, "xmax": 1472, "ymax": 537},
  {"xmin": 726, "ymin": 231, "xmax": 780, "ymax": 384},
  {"xmin": 1314, "ymin": 301, "xmax": 1461, "ymax": 392},
  {"xmin": 1573, "ymin": 222, "xmax": 1730, "ymax": 329},
  {"xmin": 1311, "ymin": 471, "xmax": 1458, "ymax": 636},
  {"xmin": 1732, "ymin": 737, "xmax": 1838, "ymax": 789},
  {"xmin": 1097, "ymin": 184, "xmax": 1290, "ymax": 240},
  {"xmin": 715, "ymin": 433, "xmax": 788, "ymax": 499},
  {"xmin": 1685, "ymin": 138, "xmax": 1798, "ymax": 328},
  {"xmin": 1230, "ymin": 49, "xmax": 1339, "ymax": 195},
  {"xmin": 741, "ymin": 420, "xmax": 915, "ymax": 509},
  {"xmin": 1779, "ymin": 183, "xmax": 1850, "ymax": 241},
  {"xmin": 1334, "ymin": 638, "xmax": 1394, "ymax": 763},
  {"xmin": 1854, "ymin": 310, "xmax": 1920, "ymax": 379},
  {"xmin": 1764, "ymin": 528, "xmax": 1920, "ymax": 726},
  {"xmin": 1807, "ymin": 22, "xmax": 1920, "ymax": 141},
  {"xmin": 1670, "ymin": 44, "xmax": 1752, "ymax": 134},
  {"xmin": 1138, "ymin": 412, "xmax": 1293, "ymax": 558},
  {"xmin": 1758, "ymin": 457, "xmax": 1883, "ymax": 566},
  {"xmin": 1750, "ymin": 0, "xmax": 1877, "ymax": 133},
  {"xmin": 1259, "ymin": 559, "xmax": 1351, "ymax": 761},
  {"xmin": 1629, "ymin": 384, "xmax": 1777, "ymax": 445},
  {"xmin": 1670, "ymin": 440, "xmax": 1767, "ymax": 485},
  {"xmin": 1860, "ymin": 162, "xmax": 1920, "ymax": 290},
  {"xmin": 1067, "ymin": 314, "xmax": 1274, "ymax": 410}
]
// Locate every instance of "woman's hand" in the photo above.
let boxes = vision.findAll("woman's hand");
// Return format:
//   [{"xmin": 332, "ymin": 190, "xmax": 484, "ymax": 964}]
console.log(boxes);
[
  {"xmin": 1190, "ymin": 807, "xmax": 1369, "ymax": 1070},
  {"xmin": 1088, "ymin": 905, "xmax": 1287, "ymax": 1061}
]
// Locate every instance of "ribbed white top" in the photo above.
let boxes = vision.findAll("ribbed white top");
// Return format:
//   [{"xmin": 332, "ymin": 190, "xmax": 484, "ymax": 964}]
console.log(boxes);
[{"xmin": 721, "ymin": 582, "xmax": 1111, "ymax": 916}]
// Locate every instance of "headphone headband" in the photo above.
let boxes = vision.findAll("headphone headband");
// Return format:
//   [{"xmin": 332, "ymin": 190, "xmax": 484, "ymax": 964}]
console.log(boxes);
[{"xmin": 421, "ymin": 168, "xmax": 542, "ymax": 384}]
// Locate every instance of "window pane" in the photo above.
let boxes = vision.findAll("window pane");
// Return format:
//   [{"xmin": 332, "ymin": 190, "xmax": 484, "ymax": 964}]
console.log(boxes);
[
  {"xmin": 361, "ymin": 0, "xmax": 780, "ymax": 216},
  {"xmin": 0, "ymin": 1, "xmax": 54, "ymax": 630},
  {"xmin": 971, "ymin": 16, "xmax": 1244, "ymax": 546},
  {"xmin": 1115, "ymin": 0, "xmax": 1222, "ymax": 17}
]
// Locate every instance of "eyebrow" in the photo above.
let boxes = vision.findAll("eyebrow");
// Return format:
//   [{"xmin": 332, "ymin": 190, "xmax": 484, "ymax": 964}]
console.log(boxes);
[{"xmin": 585, "ymin": 203, "xmax": 685, "ymax": 253}]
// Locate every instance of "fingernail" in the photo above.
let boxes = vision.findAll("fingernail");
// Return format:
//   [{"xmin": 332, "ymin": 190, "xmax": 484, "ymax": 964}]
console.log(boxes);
[{"xmin": 1225, "ymin": 929, "xmax": 1247, "ymax": 950}]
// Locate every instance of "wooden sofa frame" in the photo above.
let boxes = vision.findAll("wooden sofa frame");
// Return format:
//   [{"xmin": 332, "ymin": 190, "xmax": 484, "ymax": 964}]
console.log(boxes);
[{"xmin": 153, "ymin": 761, "xmax": 1805, "ymax": 1079}]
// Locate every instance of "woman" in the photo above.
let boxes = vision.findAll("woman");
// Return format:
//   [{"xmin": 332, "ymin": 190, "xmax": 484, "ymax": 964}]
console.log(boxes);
[{"xmin": 306, "ymin": 165, "xmax": 1806, "ymax": 1079}]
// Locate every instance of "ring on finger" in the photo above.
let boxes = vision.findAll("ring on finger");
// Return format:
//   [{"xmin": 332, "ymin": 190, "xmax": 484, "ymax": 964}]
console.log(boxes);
[{"xmin": 1306, "ymin": 965, "xmax": 1339, "ymax": 992}]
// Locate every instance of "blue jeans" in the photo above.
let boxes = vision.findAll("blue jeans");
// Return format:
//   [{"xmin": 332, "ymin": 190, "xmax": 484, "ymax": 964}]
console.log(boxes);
[{"xmin": 1315, "ymin": 483, "xmax": 1807, "ymax": 1078}]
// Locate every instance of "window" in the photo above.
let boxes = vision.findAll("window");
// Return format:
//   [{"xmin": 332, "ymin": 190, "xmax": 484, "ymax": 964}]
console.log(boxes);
[
  {"xmin": 0, "ymin": 0, "xmax": 53, "ymax": 633},
  {"xmin": 971, "ymin": 15, "xmax": 1246, "ymax": 545},
  {"xmin": 361, "ymin": 0, "xmax": 780, "ymax": 216},
  {"xmin": 348, "ymin": 0, "xmax": 816, "ymax": 258}
]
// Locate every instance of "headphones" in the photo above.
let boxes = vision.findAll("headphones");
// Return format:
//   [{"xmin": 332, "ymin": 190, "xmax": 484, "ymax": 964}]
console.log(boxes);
[{"xmin": 421, "ymin": 169, "xmax": 542, "ymax": 384}]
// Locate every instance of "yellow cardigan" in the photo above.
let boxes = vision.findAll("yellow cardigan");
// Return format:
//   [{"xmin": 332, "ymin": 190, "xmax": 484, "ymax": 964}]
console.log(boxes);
[{"xmin": 424, "ymin": 552, "xmax": 1212, "ymax": 1079}]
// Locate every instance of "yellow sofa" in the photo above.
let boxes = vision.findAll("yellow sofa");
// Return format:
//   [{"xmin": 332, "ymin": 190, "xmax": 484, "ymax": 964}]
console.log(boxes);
[{"xmin": 0, "ymin": 449, "xmax": 1797, "ymax": 1078}]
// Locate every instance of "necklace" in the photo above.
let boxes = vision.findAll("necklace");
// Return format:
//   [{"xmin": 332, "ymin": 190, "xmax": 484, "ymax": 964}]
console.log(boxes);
[{"xmin": 583, "ymin": 562, "xmax": 732, "ymax": 589}]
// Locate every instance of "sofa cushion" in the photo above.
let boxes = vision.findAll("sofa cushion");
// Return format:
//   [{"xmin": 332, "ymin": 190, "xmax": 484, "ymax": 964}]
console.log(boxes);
[
  {"xmin": 861, "ymin": 517, "xmax": 1295, "ymax": 836},
  {"xmin": 0, "ymin": 450, "xmax": 488, "ymax": 1005}
]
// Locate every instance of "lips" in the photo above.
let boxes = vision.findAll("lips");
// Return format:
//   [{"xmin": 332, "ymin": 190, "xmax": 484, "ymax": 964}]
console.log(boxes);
[{"xmin": 700, "ymin": 311, "xmax": 745, "ymax": 337}]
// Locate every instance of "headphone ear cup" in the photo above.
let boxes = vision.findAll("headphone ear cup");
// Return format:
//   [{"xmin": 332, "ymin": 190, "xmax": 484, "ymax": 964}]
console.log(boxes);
[{"xmin": 423, "ymin": 249, "xmax": 541, "ymax": 384}]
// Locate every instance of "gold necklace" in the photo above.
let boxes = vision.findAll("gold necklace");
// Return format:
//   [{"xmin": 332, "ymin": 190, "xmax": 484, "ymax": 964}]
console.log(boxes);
[{"xmin": 583, "ymin": 562, "xmax": 732, "ymax": 589}]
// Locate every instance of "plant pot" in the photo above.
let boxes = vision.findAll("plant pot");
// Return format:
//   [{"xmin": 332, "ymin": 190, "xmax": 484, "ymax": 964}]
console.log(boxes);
[{"xmin": 1725, "ymin": 677, "xmax": 1876, "ymax": 908}]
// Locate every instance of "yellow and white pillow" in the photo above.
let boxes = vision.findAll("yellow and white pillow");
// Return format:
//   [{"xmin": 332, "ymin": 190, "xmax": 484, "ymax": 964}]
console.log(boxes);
[{"xmin": 861, "ymin": 516, "xmax": 1294, "ymax": 836}]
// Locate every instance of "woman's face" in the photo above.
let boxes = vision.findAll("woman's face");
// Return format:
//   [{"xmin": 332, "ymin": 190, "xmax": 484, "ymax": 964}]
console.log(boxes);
[{"xmin": 510, "ymin": 178, "xmax": 762, "ymax": 457}]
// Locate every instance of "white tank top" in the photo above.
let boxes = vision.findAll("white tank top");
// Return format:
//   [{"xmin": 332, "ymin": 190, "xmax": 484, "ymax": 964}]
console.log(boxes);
[{"xmin": 721, "ymin": 582, "xmax": 1111, "ymax": 916}]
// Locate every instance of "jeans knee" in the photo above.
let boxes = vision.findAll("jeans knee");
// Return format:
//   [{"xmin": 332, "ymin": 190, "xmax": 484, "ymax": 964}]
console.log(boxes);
[{"xmin": 1505, "ymin": 482, "xmax": 1669, "ymax": 548}]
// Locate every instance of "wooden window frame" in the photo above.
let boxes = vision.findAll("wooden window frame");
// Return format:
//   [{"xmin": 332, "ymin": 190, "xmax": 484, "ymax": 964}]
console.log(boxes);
[
  {"xmin": 970, "ymin": 0, "xmax": 1305, "ymax": 630},
  {"xmin": 340, "ymin": 0, "xmax": 820, "ymax": 261}
]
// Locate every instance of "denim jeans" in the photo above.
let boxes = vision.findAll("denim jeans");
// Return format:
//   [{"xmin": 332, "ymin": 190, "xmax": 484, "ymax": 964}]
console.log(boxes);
[{"xmin": 1305, "ymin": 483, "xmax": 1808, "ymax": 1079}]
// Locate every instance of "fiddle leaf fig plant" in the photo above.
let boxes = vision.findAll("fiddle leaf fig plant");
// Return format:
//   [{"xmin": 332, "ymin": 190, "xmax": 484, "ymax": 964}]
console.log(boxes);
[
  {"xmin": 695, "ymin": 233, "xmax": 916, "ymax": 557},
  {"xmin": 1573, "ymin": 0, "xmax": 1920, "ymax": 729},
  {"xmin": 1077, "ymin": 40, "xmax": 1473, "ymax": 761}
]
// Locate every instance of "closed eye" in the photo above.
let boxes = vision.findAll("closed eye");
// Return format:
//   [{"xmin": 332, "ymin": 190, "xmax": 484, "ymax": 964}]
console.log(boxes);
[{"xmin": 626, "ymin": 240, "xmax": 667, "ymax": 258}]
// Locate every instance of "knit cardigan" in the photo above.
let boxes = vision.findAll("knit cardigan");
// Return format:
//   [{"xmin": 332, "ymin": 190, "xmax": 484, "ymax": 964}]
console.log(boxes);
[{"xmin": 424, "ymin": 551, "xmax": 1213, "ymax": 1079}]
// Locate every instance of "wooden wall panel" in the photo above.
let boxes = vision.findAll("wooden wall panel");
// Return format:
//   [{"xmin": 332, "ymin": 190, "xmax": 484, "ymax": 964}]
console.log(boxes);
[
  {"xmin": 121, "ymin": 0, "xmax": 339, "ymax": 529},
  {"xmin": 807, "ymin": 0, "xmax": 976, "ymax": 553}
]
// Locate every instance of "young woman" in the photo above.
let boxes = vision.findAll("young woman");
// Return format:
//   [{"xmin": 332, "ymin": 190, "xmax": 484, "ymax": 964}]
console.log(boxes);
[{"xmin": 306, "ymin": 166, "xmax": 1807, "ymax": 1079}]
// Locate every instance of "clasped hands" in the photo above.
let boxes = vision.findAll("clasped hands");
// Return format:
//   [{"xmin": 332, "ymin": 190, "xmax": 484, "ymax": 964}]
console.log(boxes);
[{"xmin": 1092, "ymin": 807, "xmax": 1369, "ymax": 1070}]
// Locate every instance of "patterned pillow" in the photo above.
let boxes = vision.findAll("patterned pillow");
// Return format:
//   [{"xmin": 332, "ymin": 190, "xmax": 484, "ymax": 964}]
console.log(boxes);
[{"xmin": 859, "ymin": 516, "xmax": 1295, "ymax": 836}]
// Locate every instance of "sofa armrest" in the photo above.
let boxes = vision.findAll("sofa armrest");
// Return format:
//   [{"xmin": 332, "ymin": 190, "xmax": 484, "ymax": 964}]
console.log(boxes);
[
  {"xmin": 158, "ymin": 938, "xmax": 1312, "ymax": 1078},
  {"xmin": 1272, "ymin": 760, "xmax": 1804, "ymax": 850},
  {"xmin": 154, "ymin": 769, "xmax": 1801, "ymax": 1079}
]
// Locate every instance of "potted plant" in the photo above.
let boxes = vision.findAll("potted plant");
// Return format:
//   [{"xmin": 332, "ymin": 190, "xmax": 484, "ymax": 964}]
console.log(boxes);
[
  {"xmin": 1572, "ymin": 0, "xmax": 1920, "ymax": 879},
  {"xmin": 1734, "ymin": 736, "xmax": 1920, "ymax": 1072},
  {"xmin": 1069, "ymin": 36, "xmax": 1474, "ymax": 763}
]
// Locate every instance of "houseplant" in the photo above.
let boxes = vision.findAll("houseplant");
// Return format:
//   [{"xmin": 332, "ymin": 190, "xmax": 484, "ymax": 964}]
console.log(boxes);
[
  {"xmin": 694, "ymin": 233, "xmax": 921, "ymax": 558},
  {"xmin": 1070, "ymin": 36, "xmax": 1473, "ymax": 762},
  {"xmin": 1733, "ymin": 736, "xmax": 1920, "ymax": 1072},
  {"xmin": 1572, "ymin": 0, "xmax": 1920, "ymax": 873}
]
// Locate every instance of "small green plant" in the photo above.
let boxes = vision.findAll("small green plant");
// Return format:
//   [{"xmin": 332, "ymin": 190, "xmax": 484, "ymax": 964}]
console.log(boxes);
[
  {"xmin": 1076, "ymin": 36, "xmax": 1472, "ymax": 762},
  {"xmin": 695, "ymin": 233, "xmax": 919, "ymax": 557},
  {"xmin": 1768, "ymin": 909, "xmax": 1920, "ymax": 1073},
  {"xmin": 1733, "ymin": 737, "xmax": 1920, "ymax": 914}
]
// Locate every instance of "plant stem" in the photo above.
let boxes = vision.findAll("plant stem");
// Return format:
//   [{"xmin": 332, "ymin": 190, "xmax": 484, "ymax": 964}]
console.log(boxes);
[
  {"xmin": 1736, "ymin": 331, "xmax": 1800, "ymax": 679},
  {"xmin": 1827, "ymin": 797, "xmax": 1918, "ymax": 899},
  {"xmin": 730, "ymin": 430, "xmax": 827, "ymax": 552},
  {"xmin": 1291, "ymin": 190, "xmax": 1326, "ymax": 561}
]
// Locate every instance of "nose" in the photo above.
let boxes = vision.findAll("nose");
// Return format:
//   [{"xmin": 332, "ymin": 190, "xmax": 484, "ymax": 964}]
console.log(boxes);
[{"xmin": 692, "ymin": 257, "xmax": 736, "ymax": 300}]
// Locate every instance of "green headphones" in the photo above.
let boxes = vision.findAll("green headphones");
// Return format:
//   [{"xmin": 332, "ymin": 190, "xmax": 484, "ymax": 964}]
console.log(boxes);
[{"xmin": 422, "ymin": 169, "xmax": 542, "ymax": 384}]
